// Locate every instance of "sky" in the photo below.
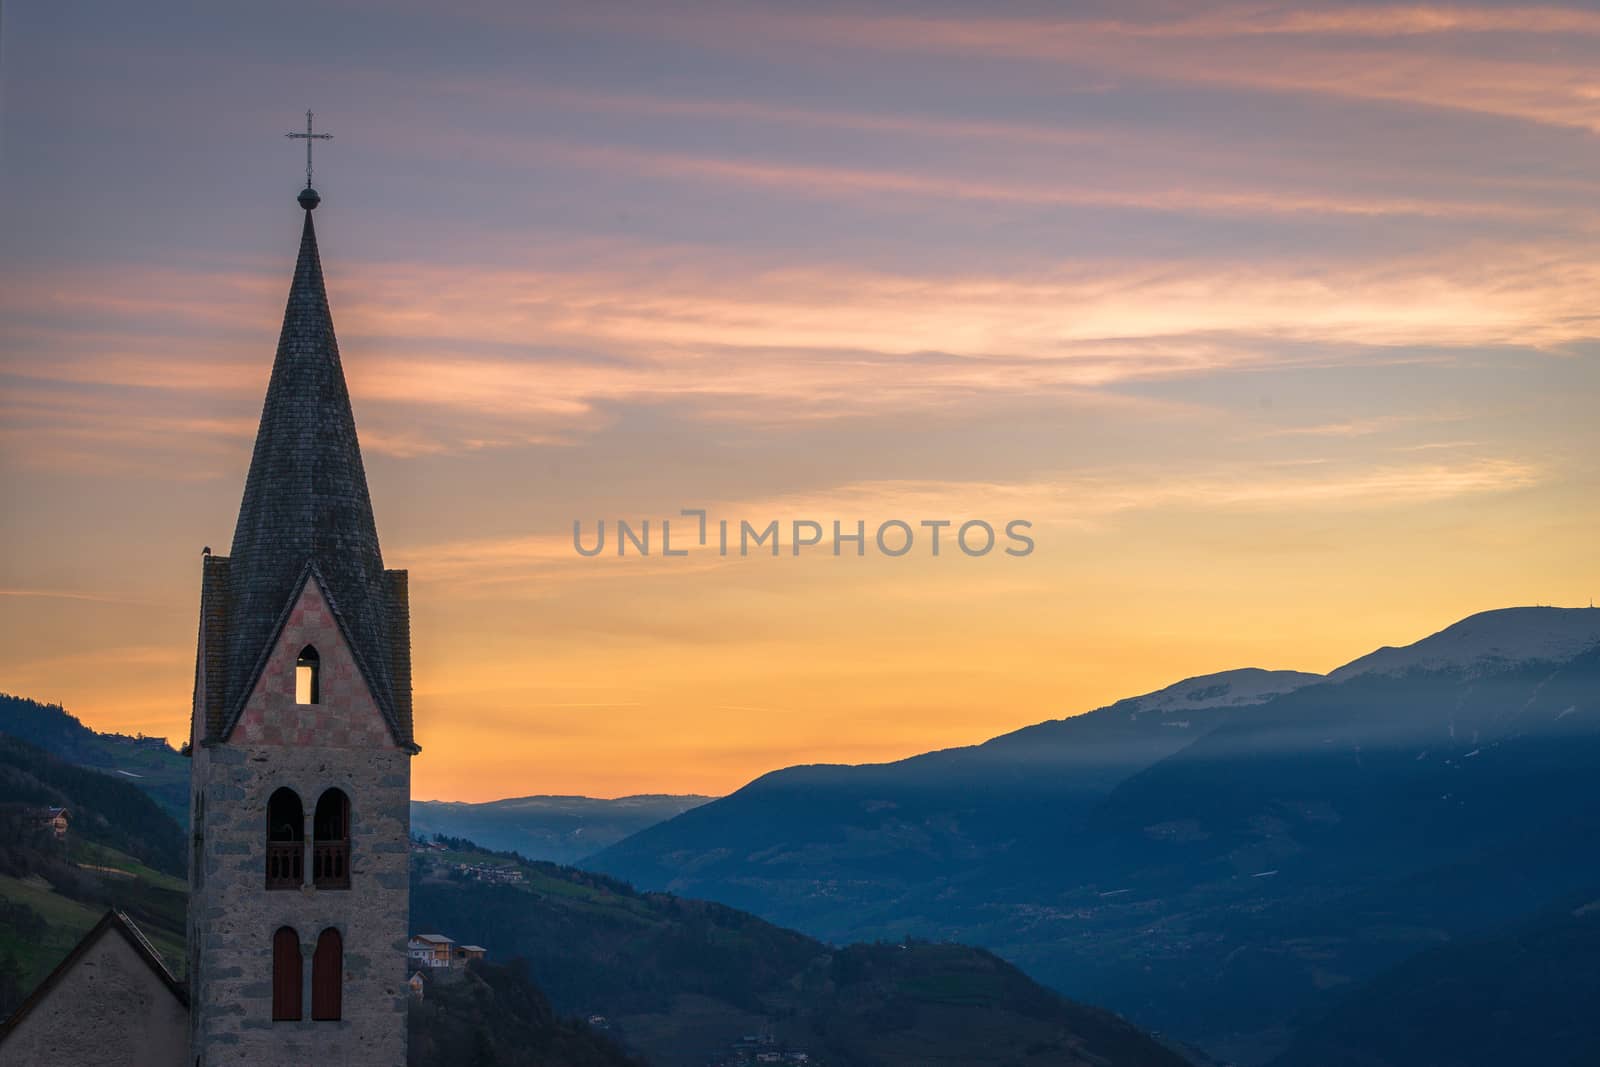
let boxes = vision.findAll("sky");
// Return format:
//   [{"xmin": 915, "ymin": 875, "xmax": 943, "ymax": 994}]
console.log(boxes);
[{"xmin": 1, "ymin": 1, "xmax": 1597, "ymax": 802}]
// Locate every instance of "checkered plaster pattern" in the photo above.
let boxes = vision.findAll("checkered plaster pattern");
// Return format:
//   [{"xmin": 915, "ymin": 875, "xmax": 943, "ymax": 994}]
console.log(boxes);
[{"xmin": 232, "ymin": 578, "xmax": 395, "ymax": 749}]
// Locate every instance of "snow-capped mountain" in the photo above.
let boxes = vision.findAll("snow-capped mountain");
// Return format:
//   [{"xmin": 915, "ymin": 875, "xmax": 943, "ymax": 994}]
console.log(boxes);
[
  {"xmin": 1328, "ymin": 606, "xmax": 1600, "ymax": 682},
  {"xmin": 1104, "ymin": 666, "xmax": 1323, "ymax": 718}
]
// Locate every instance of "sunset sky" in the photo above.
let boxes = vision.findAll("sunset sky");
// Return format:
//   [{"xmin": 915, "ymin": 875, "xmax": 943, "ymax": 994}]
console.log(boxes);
[{"xmin": 2, "ymin": 2, "xmax": 1597, "ymax": 801}]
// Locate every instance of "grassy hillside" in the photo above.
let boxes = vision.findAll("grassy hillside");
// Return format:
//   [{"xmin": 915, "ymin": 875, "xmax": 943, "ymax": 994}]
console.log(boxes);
[
  {"xmin": 411, "ymin": 839, "xmax": 1188, "ymax": 1067},
  {"xmin": 0, "ymin": 841, "xmax": 187, "ymax": 983},
  {"xmin": 0, "ymin": 692, "xmax": 188, "ymax": 822},
  {"xmin": 0, "ymin": 734, "xmax": 188, "ymax": 1012}
]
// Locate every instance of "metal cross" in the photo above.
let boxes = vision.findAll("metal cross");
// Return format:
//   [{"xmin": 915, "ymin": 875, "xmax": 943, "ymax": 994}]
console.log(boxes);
[{"xmin": 285, "ymin": 109, "xmax": 333, "ymax": 189}]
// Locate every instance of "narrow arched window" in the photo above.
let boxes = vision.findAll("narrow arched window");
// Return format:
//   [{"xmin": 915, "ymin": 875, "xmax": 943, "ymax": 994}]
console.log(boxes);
[
  {"xmin": 191, "ymin": 791, "xmax": 205, "ymax": 890},
  {"xmin": 312, "ymin": 788, "xmax": 350, "ymax": 889},
  {"xmin": 295, "ymin": 645, "xmax": 320, "ymax": 705},
  {"xmin": 311, "ymin": 928, "xmax": 342, "ymax": 1021},
  {"xmin": 266, "ymin": 787, "xmax": 304, "ymax": 890},
  {"xmin": 272, "ymin": 926, "xmax": 302, "ymax": 1021}
]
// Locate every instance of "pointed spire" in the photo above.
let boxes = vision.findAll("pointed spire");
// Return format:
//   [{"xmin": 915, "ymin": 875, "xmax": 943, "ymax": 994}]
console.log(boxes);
[{"xmin": 222, "ymin": 198, "xmax": 397, "ymax": 730}]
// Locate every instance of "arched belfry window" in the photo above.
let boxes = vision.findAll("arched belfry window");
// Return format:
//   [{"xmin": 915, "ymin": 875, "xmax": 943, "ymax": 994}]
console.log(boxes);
[
  {"xmin": 312, "ymin": 788, "xmax": 350, "ymax": 889},
  {"xmin": 266, "ymin": 788, "xmax": 303, "ymax": 890},
  {"xmin": 272, "ymin": 926, "xmax": 302, "ymax": 1021},
  {"xmin": 311, "ymin": 928, "xmax": 343, "ymax": 1021},
  {"xmin": 295, "ymin": 645, "xmax": 320, "ymax": 705}
]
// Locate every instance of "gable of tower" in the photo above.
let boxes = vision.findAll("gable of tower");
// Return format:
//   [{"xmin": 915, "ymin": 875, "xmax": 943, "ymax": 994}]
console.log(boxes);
[{"xmin": 229, "ymin": 565, "xmax": 398, "ymax": 749}]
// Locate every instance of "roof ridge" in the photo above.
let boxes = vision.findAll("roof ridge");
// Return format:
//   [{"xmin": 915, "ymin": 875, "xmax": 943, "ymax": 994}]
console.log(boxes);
[{"xmin": 0, "ymin": 909, "xmax": 188, "ymax": 1043}]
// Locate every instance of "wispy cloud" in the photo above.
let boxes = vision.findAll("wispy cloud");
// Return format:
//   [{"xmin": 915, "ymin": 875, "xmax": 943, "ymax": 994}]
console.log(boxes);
[
  {"xmin": 584, "ymin": 6, "xmax": 1600, "ymax": 133},
  {"xmin": 5, "ymin": 235, "xmax": 1597, "ymax": 470},
  {"xmin": 1252, "ymin": 412, "xmax": 1472, "ymax": 439},
  {"xmin": 955, "ymin": 6, "xmax": 1600, "ymax": 41},
  {"xmin": 0, "ymin": 589, "xmax": 162, "ymax": 606},
  {"xmin": 19, "ymin": 240, "xmax": 1600, "ymax": 375},
  {"xmin": 394, "ymin": 454, "xmax": 1542, "ymax": 593},
  {"xmin": 400, "ymin": 126, "xmax": 1551, "ymax": 223},
  {"xmin": 748, "ymin": 459, "xmax": 1543, "ymax": 524}
]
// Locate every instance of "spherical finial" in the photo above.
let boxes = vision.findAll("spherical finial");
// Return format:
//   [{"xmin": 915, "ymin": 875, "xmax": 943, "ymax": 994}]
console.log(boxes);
[{"xmin": 298, "ymin": 186, "xmax": 321, "ymax": 210}]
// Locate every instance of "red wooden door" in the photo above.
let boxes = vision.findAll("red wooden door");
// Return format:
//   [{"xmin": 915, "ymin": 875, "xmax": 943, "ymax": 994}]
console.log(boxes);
[
  {"xmin": 272, "ymin": 927, "xmax": 302, "ymax": 1020},
  {"xmin": 311, "ymin": 927, "xmax": 342, "ymax": 1020}
]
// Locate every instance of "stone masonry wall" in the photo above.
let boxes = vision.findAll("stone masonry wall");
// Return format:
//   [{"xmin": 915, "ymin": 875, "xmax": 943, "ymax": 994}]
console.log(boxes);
[{"xmin": 191, "ymin": 577, "xmax": 410, "ymax": 1067}]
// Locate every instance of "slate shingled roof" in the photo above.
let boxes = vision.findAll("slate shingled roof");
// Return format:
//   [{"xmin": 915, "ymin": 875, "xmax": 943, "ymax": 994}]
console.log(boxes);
[{"xmin": 215, "ymin": 203, "xmax": 411, "ymax": 746}]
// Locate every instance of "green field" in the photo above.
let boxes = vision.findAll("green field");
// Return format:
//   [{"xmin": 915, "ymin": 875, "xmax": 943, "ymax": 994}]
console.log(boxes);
[
  {"xmin": 0, "ymin": 874, "xmax": 105, "ymax": 988},
  {"xmin": 0, "ymin": 728, "xmax": 191, "ymax": 998},
  {"xmin": 69, "ymin": 838, "xmax": 187, "ymax": 893}
]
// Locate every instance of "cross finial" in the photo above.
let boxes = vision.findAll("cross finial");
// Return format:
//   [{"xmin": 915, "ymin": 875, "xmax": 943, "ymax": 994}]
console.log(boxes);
[{"xmin": 285, "ymin": 109, "xmax": 333, "ymax": 196}]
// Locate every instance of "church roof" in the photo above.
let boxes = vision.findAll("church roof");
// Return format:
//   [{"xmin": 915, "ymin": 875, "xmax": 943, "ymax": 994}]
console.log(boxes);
[
  {"xmin": 221, "ymin": 197, "xmax": 403, "ymax": 742},
  {"xmin": 0, "ymin": 910, "xmax": 188, "ymax": 1043}
]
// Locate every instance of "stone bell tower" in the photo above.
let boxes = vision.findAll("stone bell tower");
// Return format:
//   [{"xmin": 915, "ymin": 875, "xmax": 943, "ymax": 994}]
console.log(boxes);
[{"xmin": 186, "ymin": 179, "xmax": 418, "ymax": 1066}]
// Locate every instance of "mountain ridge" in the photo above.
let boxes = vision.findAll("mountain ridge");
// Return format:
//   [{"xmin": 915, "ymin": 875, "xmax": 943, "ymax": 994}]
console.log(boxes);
[
  {"xmin": 589, "ymin": 606, "xmax": 1600, "ymax": 1063},
  {"xmin": 413, "ymin": 793, "xmax": 713, "ymax": 865},
  {"xmin": 1328, "ymin": 606, "xmax": 1600, "ymax": 682},
  {"xmin": 0, "ymin": 693, "xmax": 188, "ymax": 822}
]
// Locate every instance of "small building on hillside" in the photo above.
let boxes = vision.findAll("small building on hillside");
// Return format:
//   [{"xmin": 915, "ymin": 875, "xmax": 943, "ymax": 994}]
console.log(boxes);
[
  {"xmin": 35, "ymin": 807, "xmax": 69, "ymax": 840},
  {"xmin": 454, "ymin": 862, "xmax": 523, "ymax": 884},
  {"xmin": 454, "ymin": 945, "xmax": 487, "ymax": 964},
  {"xmin": 407, "ymin": 971, "xmax": 427, "ymax": 1000},
  {"xmin": 0, "ymin": 909, "xmax": 188, "ymax": 1066},
  {"xmin": 408, "ymin": 934, "xmax": 455, "ymax": 969}
]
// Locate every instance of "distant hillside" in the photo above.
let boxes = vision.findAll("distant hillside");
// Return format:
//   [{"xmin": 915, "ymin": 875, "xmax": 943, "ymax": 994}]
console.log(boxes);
[
  {"xmin": 0, "ymin": 734, "xmax": 188, "ymax": 1011},
  {"xmin": 412, "ymin": 794, "xmax": 712, "ymax": 865},
  {"xmin": 0, "ymin": 695, "xmax": 704, "ymax": 863},
  {"xmin": 409, "ymin": 957, "xmax": 643, "ymax": 1067},
  {"xmin": 591, "ymin": 665, "xmax": 1320, "ymax": 922},
  {"xmin": 590, "ymin": 607, "xmax": 1600, "ymax": 1064},
  {"xmin": 0, "ymin": 693, "xmax": 188, "ymax": 822},
  {"xmin": 1273, "ymin": 890, "xmax": 1600, "ymax": 1067},
  {"xmin": 0, "ymin": 734, "xmax": 183, "ymax": 877},
  {"xmin": 410, "ymin": 840, "xmax": 1188, "ymax": 1067}
]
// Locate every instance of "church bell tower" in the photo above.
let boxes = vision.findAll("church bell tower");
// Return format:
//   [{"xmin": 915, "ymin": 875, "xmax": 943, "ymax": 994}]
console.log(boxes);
[{"xmin": 186, "ymin": 176, "xmax": 417, "ymax": 1065}]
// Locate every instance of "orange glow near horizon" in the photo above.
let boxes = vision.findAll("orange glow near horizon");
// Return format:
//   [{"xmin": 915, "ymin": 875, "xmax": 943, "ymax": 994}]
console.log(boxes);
[{"xmin": 2, "ymin": 1, "xmax": 1598, "ymax": 801}]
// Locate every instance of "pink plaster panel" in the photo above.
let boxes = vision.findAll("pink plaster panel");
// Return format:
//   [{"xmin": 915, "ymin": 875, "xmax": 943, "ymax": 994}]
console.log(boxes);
[{"xmin": 230, "ymin": 578, "xmax": 397, "ymax": 749}]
